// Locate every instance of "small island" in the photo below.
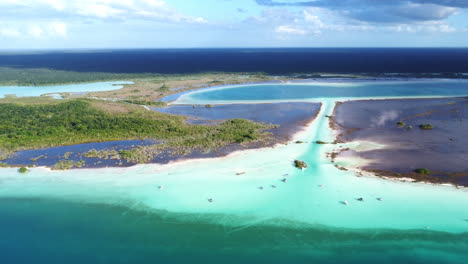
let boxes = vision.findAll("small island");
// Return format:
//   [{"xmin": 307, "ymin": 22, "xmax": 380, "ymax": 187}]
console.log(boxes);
[
  {"xmin": 294, "ymin": 160, "xmax": 308, "ymax": 169},
  {"xmin": 419, "ymin": 124, "xmax": 434, "ymax": 130}
]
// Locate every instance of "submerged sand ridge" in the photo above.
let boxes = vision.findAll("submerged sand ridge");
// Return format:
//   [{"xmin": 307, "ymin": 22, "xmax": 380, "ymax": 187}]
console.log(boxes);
[{"xmin": 0, "ymin": 80, "xmax": 467, "ymax": 233}]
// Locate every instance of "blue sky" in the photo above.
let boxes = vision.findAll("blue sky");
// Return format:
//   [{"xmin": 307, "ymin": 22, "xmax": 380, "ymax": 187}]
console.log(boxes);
[{"xmin": 0, "ymin": 0, "xmax": 467, "ymax": 49}]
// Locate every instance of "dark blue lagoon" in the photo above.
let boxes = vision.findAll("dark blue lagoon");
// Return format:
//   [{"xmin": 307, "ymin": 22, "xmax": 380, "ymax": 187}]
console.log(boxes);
[{"xmin": 182, "ymin": 80, "xmax": 468, "ymax": 103}]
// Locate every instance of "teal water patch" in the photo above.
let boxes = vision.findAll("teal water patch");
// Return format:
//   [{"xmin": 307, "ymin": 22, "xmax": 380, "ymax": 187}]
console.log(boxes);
[
  {"xmin": 0, "ymin": 198, "xmax": 466, "ymax": 264},
  {"xmin": 178, "ymin": 80, "xmax": 468, "ymax": 104},
  {"xmin": 0, "ymin": 81, "xmax": 133, "ymax": 98}
]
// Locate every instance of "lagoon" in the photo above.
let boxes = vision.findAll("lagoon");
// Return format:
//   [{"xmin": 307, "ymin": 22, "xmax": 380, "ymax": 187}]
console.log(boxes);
[
  {"xmin": 0, "ymin": 81, "xmax": 133, "ymax": 98},
  {"xmin": 177, "ymin": 80, "xmax": 468, "ymax": 104},
  {"xmin": 1, "ymin": 79, "xmax": 467, "ymax": 263}
]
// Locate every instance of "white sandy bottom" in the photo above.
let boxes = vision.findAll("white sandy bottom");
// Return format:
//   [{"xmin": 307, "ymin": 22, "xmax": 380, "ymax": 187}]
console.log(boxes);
[{"xmin": 0, "ymin": 99, "xmax": 467, "ymax": 233}]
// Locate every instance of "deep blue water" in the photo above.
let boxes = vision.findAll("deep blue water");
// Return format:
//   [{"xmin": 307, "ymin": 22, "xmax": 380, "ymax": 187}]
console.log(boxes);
[
  {"xmin": 1, "ymin": 48, "xmax": 468, "ymax": 74},
  {"xmin": 0, "ymin": 198, "xmax": 466, "ymax": 264}
]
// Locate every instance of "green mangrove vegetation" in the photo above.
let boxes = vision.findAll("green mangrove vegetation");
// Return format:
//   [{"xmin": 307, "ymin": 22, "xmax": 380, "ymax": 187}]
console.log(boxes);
[
  {"xmin": 52, "ymin": 159, "xmax": 86, "ymax": 170},
  {"xmin": 0, "ymin": 100, "xmax": 275, "ymax": 157},
  {"xmin": 419, "ymin": 124, "xmax": 434, "ymax": 130},
  {"xmin": 415, "ymin": 168, "xmax": 431, "ymax": 175},
  {"xmin": 294, "ymin": 160, "xmax": 308, "ymax": 169},
  {"xmin": 0, "ymin": 67, "xmax": 152, "ymax": 86},
  {"xmin": 18, "ymin": 167, "xmax": 28, "ymax": 173}
]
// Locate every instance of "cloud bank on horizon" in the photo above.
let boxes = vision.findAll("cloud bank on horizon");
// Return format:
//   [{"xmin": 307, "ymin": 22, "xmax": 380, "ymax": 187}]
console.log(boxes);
[{"xmin": 0, "ymin": 0, "xmax": 467, "ymax": 49}]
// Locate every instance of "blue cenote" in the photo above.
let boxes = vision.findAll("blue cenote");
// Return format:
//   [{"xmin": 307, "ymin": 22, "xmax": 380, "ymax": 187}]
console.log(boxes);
[{"xmin": 1, "ymin": 80, "xmax": 468, "ymax": 264}]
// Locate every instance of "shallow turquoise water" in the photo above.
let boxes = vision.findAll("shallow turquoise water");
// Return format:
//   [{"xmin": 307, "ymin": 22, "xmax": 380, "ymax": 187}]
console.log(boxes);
[
  {"xmin": 178, "ymin": 80, "xmax": 468, "ymax": 104},
  {"xmin": 0, "ymin": 81, "xmax": 133, "ymax": 98},
  {"xmin": 1, "ymin": 80, "xmax": 468, "ymax": 263}
]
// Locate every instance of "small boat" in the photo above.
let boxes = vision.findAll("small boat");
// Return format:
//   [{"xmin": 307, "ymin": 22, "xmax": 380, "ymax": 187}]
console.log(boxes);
[
  {"xmin": 258, "ymin": 186, "xmax": 264, "ymax": 190},
  {"xmin": 343, "ymin": 200, "xmax": 349, "ymax": 205},
  {"xmin": 357, "ymin": 197, "xmax": 364, "ymax": 202},
  {"xmin": 425, "ymin": 226, "xmax": 430, "ymax": 229},
  {"xmin": 377, "ymin": 197, "xmax": 383, "ymax": 201},
  {"xmin": 208, "ymin": 198, "xmax": 214, "ymax": 203},
  {"xmin": 271, "ymin": 185, "xmax": 277, "ymax": 188},
  {"xmin": 158, "ymin": 185, "xmax": 163, "ymax": 190},
  {"xmin": 319, "ymin": 185, "xmax": 326, "ymax": 188},
  {"xmin": 236, "ymin": 172, "xmax": 246, "ymax": 176},
  {"xmin": 281, "ymin": 178, "xmax": 287, "ymax": 183}
]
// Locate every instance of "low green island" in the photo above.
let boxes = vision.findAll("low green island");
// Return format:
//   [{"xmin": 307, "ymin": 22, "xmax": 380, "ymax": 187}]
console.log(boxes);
[
  {"xmin": 419, "ymin": 124, "xmax": 434, "ymax": 130},
  {"xmin": 0, "ymin": 99, "xmax": 275, "ymax": 164},
  {"xmin": 294, "ymin": 160, "xmax": 308, "ymax": 169}
]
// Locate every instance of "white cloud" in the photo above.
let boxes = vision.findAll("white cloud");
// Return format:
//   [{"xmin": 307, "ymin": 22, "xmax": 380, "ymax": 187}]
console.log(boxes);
[
  {"xmin": 0, "ymin": 27, "xmax": 21, "ymax": 37},
  {"xmin": 275, "ymin": 25, "xmax": 307, "ymax": 35},
  {"xmin": 0, "ymin": 21, "xmax": 68, "ymax": 39},
  {"xmin": 28, "ymin": 25, "xmax": 43, "ymax": 38},
  {"xmin": 0, "ymin": 0, "xmax": 208, "ymax": 24},
  {"xmin": 76, "ymin": 3, "xmax": 124, "ymax": 18},
  {"xmin": 48, "ymin": 22, "xmax": 67, "ymax": 37}
]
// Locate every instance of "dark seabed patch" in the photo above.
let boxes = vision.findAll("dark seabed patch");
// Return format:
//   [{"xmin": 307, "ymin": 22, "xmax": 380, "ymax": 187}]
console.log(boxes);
[
  {"xmin": 333, "ymin": 98, "xmax": 468, "ymax": 186},
  {"xmin": 0, "ymin": 198, "xmax": 466, "ymax": 264}
]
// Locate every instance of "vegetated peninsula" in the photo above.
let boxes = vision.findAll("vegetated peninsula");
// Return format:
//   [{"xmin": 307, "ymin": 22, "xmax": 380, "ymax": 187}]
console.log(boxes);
[
  {"xmin": 0, "ymin": 70, "xmax": 325, "ymax": 168},
  {"xmin": 0, "ymin": 99, "xmax": 275, "ymax": 161}
]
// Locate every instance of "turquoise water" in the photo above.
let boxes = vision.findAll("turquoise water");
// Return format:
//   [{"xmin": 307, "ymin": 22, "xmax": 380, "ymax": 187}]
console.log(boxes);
[
  {"xmin": 0, "ymin": 81, "xmax": 133, "ymax": 98},
  {"xmin": 177, "ymin": 80, "xmax": 468, "ymax": 104},
  {"xmin": 1, "ymin": 80, "xmax": 468, "ymax": 263},
  {"xmin": 1, "ymin": 198, "xmax": 466, "ymax": 264}
]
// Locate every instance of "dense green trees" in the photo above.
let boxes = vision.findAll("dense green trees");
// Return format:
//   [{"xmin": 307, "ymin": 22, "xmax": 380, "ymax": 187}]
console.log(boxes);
[
  {"xmin": 0, "ymin": 100, "xmax": 272, "ymax": 152},
  {"xmin": 0, "ymin": 67, "xmax": 152, "ymax": 86}
]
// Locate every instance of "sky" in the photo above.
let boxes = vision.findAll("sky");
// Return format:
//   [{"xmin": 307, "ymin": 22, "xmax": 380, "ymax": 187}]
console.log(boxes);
[{"xmin": 0, "ymin": 0, "xmax": 467, "ymax": 49}]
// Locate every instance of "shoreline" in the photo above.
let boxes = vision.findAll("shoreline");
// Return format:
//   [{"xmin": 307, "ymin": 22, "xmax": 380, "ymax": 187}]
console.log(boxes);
[
  {"xmin": 2, "ymin": 79, "xmax": 468, "ymax": 189},
  {"xmin": 328, "ymin": 97, "xmax": 468, "ymax": 187}
]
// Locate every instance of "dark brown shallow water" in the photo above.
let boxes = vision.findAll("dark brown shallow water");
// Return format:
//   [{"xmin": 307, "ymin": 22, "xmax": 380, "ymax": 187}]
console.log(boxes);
[{"xmin": 333, "ymin": 98, "xmax": 468, "ymax": 186}]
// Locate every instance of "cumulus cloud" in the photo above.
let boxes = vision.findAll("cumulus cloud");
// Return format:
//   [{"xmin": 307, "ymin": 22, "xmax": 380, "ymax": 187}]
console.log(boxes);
[
  {"xmin": 0, "ymin": 27, "xmax": 21, "ymax": 38},
  {"xmin": 0, "ymin": 21, "xmax": 68, "ymax": 39},
  {"xmin": 28, "ymin": 25, "xmax": 43, "ymax": 38},
  {"xmin": 275, "ymin": 25, "xmax": 307, "ymax": 35},
  {"xmin": 250, "ymin": 2, "xmax": 461, "ymax": 39},
  {"xmin": 0, "ymin": 0, "xmax": 208, "ymax": 24},
  {"xmin": 48, "ymin": 22, "xmax": 67, "ymax": 37},
  {"xmin": 256, "ymin": 0, "xmax": 464, "ymax": 23}
]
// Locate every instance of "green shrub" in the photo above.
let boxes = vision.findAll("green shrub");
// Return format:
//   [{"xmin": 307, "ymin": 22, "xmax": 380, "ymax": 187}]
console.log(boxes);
[
  {"xmin": 397, "ymin": 121, "xmax": 406, "ymax": 127},
  {"xmin": 18, "ymin": 167, "xmax": 28, "ymax": 173},
  {"xmin": 414, "ymin": 168, "xmax": 431, "ymax": 175},
  {"xmin": 419, "ymin": 124, "xmax": 433, "ymax": 130},
  {"xmin": 294, "ymin": 160, "xmax": 308, "ymax": 169},
  {"xmin": 316, "ymin": 140, "xmax": 327, "ymax": 144}
]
